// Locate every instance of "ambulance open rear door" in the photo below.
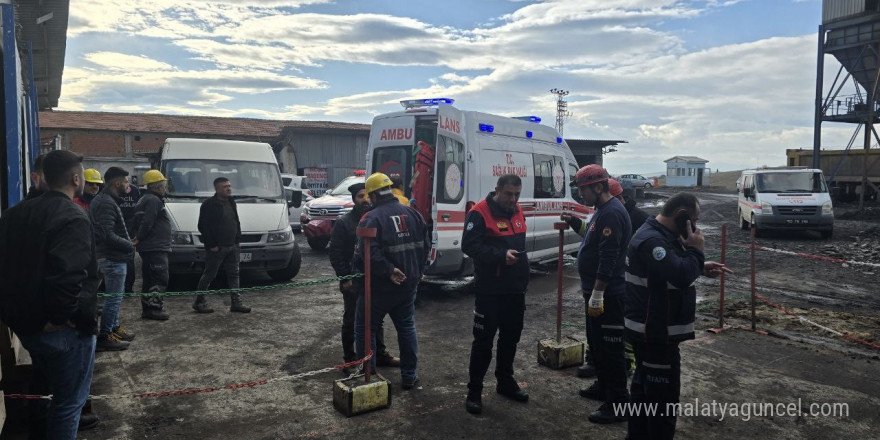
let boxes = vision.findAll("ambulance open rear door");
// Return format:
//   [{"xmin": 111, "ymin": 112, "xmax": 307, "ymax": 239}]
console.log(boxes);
[{"xmin": 429, "ymin": 104, "xmax": 468, "ymax": 275}]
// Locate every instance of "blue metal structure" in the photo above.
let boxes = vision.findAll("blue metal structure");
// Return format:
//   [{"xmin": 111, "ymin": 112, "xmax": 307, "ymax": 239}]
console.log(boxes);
[{"xmin": 2, "ymin": 2, "xmax": 22, "ymax": 209}]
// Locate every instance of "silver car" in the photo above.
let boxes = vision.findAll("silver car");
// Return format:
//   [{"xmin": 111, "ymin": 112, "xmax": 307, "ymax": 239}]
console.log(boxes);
[{"xmin": 618, "ymin": 173, "xmax": 653, "ymax": 188}]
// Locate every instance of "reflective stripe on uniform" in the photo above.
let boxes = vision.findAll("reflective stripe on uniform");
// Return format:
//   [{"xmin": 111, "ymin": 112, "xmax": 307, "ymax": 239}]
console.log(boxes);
[
  {"xmin": 601, "ymin": 325, "xmax": 625, "ymax": 330},
  {"xmin": 643, "ymin": 362, "xmax": 672, "ymax": 370},
  {"xmin": 625, "ymin": 317, "xmax": 646, "ymax": 333},
  {"xmin": 386, "ymin": 242, "xmax": 424, "ymax": 253},
  {"xmin": 625, "ymin": 272, "xmax": 648, "ymax": 287},
  {"xmin": 667, "ymin": 323, "xmax": 694, "ymax": 336}
]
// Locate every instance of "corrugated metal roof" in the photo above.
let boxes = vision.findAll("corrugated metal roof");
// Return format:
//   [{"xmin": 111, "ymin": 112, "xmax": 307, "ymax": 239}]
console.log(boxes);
[
  {"xmin": 39, "ymin": 111, "xmax": 371, "ymax": 137},
  {"xmin": 15, "ymin": 0, "xmax": 70, "ymax": 109}
]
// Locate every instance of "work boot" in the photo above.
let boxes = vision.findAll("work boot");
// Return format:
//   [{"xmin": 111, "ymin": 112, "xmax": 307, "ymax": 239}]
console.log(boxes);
[
  {"xmin": 465, "ymin": 389, "xmax": 483, "ymax": 415},
  {"xmin": 376, "ymin": 352, "xmax": 400, "ymax": 367},
  {"xmin": 496, "ymin": 381, "xmax": 529, "ymax": 402},
  {"xmin": 579, "ymin": 381, "xmax": 605, "ymax": 401},
  {"xmin": 78, "ymin": 413, "xmax": 100, "ymax": 430},
  {"xmin": 142, "ymin": 289, "xmax": 170, "ymax": 320},
  {"xmin": 142, "ymin": 307, "xmax": 170, "ymax": 320},
  {"xmin": 577, "ymin": 362, "xmax": 597, "ymax": 378},
  {"xmin": 96, "ymin": 333, "xmax": 129, "ymax": 352},
  {"xmin": 588, "ymin": 401, "xmax": 628, "ymax": 424},
  {"xmin": 111, "ymin": 326, "xmax": 135, "ymax": 342},
  {"xmin": 230, "ymin": 301, "xmax": 251, "ymax": 313},
  {"xmin": 192, "ymin": 296, "xmax": 214, "ymax": 314},
  {"xmin": 401, "ymin": 375, "xmax": 420, "ymax": 390}
]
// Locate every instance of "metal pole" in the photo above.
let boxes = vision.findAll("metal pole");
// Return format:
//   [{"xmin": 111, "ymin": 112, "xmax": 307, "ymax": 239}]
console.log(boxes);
[
  {"xmin": 719, "ymin": 224, "xmax": 727, "ymax": 329},
  {"xmin": 357, "ymin": 227, "xmax": 378, "ymax": 383},
  {"xmin": 554, "ymin": 222, "xmax": 567, "ymax": 343},
  {"xmin": 750, "ymin": 225, "xmax": 757, "ymax": 332},
  {"xmin": 813, "ymin": 24, "xmax": 825, "ymax": 170}
]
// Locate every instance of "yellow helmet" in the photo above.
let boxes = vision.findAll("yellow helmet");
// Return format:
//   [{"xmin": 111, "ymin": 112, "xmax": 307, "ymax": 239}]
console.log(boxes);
[
  {"xmin": 142, "ymin": 169, "xmax": 167, "ymax": 185},
  {"xmin": 365, "ymin": 172, "xmax": 392, "ymax": 194},
  {"xmin": 84, "ymin": 168, "xmax": 103, "ymax": 184}
]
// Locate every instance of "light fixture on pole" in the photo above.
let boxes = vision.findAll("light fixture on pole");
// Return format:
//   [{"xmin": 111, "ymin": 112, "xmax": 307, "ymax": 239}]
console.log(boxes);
[{"xmin": 550, "ymin": 88, "xmax": 572, "ymax": 137}]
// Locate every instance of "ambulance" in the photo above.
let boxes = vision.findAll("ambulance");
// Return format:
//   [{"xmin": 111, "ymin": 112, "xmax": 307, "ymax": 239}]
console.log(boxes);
[
  {"xmin": 366, "ymin": 98, "xmax": 591, "ymax": 277},
  {"xmin": 737, "ymin": 167, "xmax": 834, "ymax": 238}
]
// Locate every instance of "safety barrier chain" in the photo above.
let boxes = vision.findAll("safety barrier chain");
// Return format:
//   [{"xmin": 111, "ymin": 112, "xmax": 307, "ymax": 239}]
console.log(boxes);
[
  {"xmin": 97, "ymin": 273, "xmax": 364, "ymax": 298},
  {"xmin": 4, "ymin": 352, "xmax": 373, "ymax": 401}
]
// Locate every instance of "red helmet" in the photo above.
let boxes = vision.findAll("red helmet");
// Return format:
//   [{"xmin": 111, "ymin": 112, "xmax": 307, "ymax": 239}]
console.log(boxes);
[
  {"xmin": 608, "ymin": 178, "xmax": 623, "ymax": 197},
  {"xmin": 571, "ymin": 164, "xmax": 609, "ymax": 188}
]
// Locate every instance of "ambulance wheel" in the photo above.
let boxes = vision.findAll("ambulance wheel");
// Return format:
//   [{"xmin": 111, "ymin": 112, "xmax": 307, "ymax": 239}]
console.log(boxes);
[
  {"xmin": 307, "ymin": 236, "xmax": 330, "ymax": 250},
  {"xmin": 269, "ymin": 242, "xmax": 302, "ymax": 282},
  {"xmin": 739, "ymin": 210, "xmax": 748, "ymax": 230},
  {"xmin": 750, "ymin": 215, "xmax": 761, "ymax": 238}
]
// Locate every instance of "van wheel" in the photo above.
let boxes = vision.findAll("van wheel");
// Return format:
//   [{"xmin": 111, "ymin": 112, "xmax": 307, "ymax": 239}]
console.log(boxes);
[
  {"xmin": 820, "ymin": 228, "xmax": 833, "ymax": 240},
  {"xmin": 269, "ymin": 242, "xmax": 302, "ymax": 282},
  {"xmin": 750, "ymin": 215, "xmax": 761, "ymax": 238},
  {"xmin": 645, "ymin": 183, "xmax": 652, "ymax": 188},
  {"xmin": 307, "ymin": 236, "xmax": 330, "ymax": 250},
  {"xmin": 739, "ymin": 210, "xmax": 749, "ymax": 230}
]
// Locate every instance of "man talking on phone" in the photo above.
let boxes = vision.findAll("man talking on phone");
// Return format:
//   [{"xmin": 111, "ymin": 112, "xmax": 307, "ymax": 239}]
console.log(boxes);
[
  {"xmin": 567, "ymin": 164, "xmax": 632, "ymax": 423},
  {"xmin": 624, "ymin": 193, "xmax": 732, "ymax": 440},
  {"xmin": 461, "ymin": 174, "xmax": 530, "ymax": 415}
]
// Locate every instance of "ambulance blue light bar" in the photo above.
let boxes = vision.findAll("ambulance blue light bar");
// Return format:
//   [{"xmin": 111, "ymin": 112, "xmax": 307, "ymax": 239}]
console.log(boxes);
[
  {"xmin": 526, "ymin": 131, "xmax": 533, "ymax": 138},
  {"xmin": 400, "ymin": 98, "xmax": 455, "ymax": 109},
  {"xmin": 513, "ymin": 116, "xmax": 542, "ymax": 123},
  {"xmin": 557, "ymin": 137, "xmax": 563, "ymax": 144},
  {"xmin": 479, "ymin": 124, "xmax": 494, "ymax": 133}
]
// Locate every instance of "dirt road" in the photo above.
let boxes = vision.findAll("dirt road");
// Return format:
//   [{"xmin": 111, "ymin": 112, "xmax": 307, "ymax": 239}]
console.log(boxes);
[{"xmin": 3, "ymin": 189, "xmax": 878, "ymax": 439}]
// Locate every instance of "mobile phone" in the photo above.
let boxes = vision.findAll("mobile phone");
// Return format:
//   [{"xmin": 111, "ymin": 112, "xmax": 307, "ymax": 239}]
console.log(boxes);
[
  {"xmin": 513, "ymin": 250, "xmax": 526, "ymax": 257},
  {"xmin": 676, "ymin": 213, "xmax": 696, "ymax": 238}
]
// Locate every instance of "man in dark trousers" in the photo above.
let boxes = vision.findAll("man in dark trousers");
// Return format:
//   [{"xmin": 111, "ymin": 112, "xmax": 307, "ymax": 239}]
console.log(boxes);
[
  {"xmin": 462, "ymin": 174, "xmax": 530, "ymax": 415},
  {"xmin": 195, "ymin": 177, "xmax": 250, "ymax": 313},
  {"xmin": 133, "ymin": 170, "xmax": 172, "ymax": 320},
  {"xmin": 625, "ymin": 193, "xmax": 731, "ymax": 440},
  {"xmin": 567, "ymin": 164, "xmax": 632, "ymax": 424},
  {"xmin": 353, "ymin": 173, "xmax": 429, "ymax": 391},
  {"xmin": 119, "ymin": 172, "xmax": 142, "ymax": 295},
  {"xmin": 90, "ymin": 166, "xmax": 136, "ymax": 351},
  {"xmin": 0, "ymin": 150, "xmax": 99, "ymax": 440},
  {"xmin": 329, "ymin": 182, "xmax": 399, "ymax": 374}
]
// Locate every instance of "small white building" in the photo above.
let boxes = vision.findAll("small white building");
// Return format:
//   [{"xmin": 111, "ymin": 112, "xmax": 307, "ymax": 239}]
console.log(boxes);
[{"xmin": 664, "ymin": 156, "xmax": 710, "ymax": 187}]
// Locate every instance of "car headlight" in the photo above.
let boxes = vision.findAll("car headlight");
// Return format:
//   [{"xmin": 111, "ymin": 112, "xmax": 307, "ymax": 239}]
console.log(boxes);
[
  {"xmin": 760, "ymin": 201, "xmax": 773, "ymax": 213},
  {"xmin": 267, "ymin": 227, "xmax": 293, "ymax": 243},
  {"xmin": 822, "ymin": 201, "xmax": 833, "ymax": 215},
  {"xmin": 171, "ymin": 232, "xmax": 193, "ymax": 245}
]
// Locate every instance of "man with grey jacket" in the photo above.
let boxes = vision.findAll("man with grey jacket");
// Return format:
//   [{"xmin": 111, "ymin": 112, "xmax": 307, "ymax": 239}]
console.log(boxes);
[
  {"xmin": 133, "ymin": 170, "xmax": 172, "ymax": 321},
  {"xmin": 89, "ymin": 166, "xmax": 136, "ymax": 351}
]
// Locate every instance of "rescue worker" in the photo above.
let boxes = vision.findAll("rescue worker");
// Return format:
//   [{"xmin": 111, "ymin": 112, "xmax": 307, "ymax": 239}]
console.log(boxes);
[
  {"xmin": 328, "ymin": 182, "xmax": 399, "ymax": 373},
  {"xmin": 74, "ymin": 168, "xmax": 103, "ymax": 209},
  {"xmin": 194, "ymin": 177, "xmax": 250, "ymax": 313},
  {"xmin": 625, "ymin": 193, "xmax": 731, "ymax": 440},
  {"xmin": 390, "ymin": 176, "xmax": 410, "ymax": 206},
  {"xmin": 119, "ymin": 172, "xmax": 142, "ymax": 296},
  {"xmin": 569, "ymin": 165, "xmax": 631, "ymax": 424},
  {"xmin": 564, "ymin": 178, "xmax": 642, "ymax": 378},
  {"xmin": 90, "ymin": 166, "xmax": 136, "ymax": 351},
  {"xmin": 462, "ymin": 174, "xmax": 530, "ymax": 415},
  {"xmin": 353, "ymin": 173, "xmax": 429, "ymax": 390},
  {"xmin": 0, "ymin": 150, "xmax": 99, "ymax": 439},
  {"xmin": 133, "ymin": 170, "xmax": 172, "ymax": 320}
]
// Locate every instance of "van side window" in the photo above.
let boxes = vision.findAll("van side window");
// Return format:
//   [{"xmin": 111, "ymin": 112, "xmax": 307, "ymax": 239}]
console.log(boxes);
[
  {"xmin": 568, "ymin": 162, "xmax": 583, "ymax": 203},
  {"xmin": 436, "ymin": 135, "xmax": 464, "ymax": 203},
  {"xmin": 533, "ymin": 154, "xmax": 565, "ymax": 199}
]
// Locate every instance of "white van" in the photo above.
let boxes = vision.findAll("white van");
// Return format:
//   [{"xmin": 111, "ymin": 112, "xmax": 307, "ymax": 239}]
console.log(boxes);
[
  {"xmin": 366, "ymin": 98, "xmax": 590, "ymax": 277},
  {"xmin": 159, "ymin": 138, "xmax": 302, "ymax": 281},
  {"xmin": 737, "ymin": 167, "xmax": 834, "ymax": 238}
]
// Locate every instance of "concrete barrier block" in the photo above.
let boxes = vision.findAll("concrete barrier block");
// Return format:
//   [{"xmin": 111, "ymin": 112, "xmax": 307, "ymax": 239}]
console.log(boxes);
[
  {"xmin": 333, "ymin": 373, "xmax": 391, "ymax": 417},
  {"xmin": 537, "ymin": 336, "xmax": 584, "ymax": 369}
]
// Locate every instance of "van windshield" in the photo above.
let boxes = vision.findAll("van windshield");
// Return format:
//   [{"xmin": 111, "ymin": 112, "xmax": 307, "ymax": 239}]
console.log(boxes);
[
  {"xmin": 756, "ymin": 172, "xmax": 827, "ymax": 193},
  {"xmin": 162, "ymin": 159, "xmax": 283, "ymax": 199}
]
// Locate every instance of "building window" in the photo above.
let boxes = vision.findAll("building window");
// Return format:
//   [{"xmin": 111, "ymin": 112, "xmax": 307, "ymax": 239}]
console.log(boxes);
[{"xmin": 134, "ymin": 135, "xmax": 141, "ymax": 141}]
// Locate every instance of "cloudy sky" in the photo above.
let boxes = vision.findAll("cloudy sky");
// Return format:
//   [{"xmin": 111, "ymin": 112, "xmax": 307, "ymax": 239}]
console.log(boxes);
[{"xmin": 61, "ymin": 0, "xmax": 850, "ymax": 174}]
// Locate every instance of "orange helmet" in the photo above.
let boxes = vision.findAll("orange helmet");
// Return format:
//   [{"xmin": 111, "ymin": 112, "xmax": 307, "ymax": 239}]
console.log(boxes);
[
  {"xmin": 571, "ymin": 164, "xmax": 609, "ymax": 188},
  {"xmin": 608, "ymin": 178, "xmax": 623, "ymax": 197}
]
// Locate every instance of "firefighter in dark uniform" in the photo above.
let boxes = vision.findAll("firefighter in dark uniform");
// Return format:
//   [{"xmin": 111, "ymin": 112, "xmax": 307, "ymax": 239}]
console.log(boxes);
[
  {"xmin": 462, "ymin": 174, "xmax": 530, "ymax": 415},
  {"xmin": 353, "ymin": 173, "xmax": 430, "ymax": 391},
  {"xmin": 329, "ymin": 182, "xmax": 399, "ymax": 373},
  {"xmin": 567, "ymin": 165, "xmax": 631, "ymax": 424},
  {"xmin": 564, "ymin": 177, "xmax": 642, "ymax": 379},
  {"xmin": 625, "ymin": 193, "xmax": 731, "ymax": 440}
]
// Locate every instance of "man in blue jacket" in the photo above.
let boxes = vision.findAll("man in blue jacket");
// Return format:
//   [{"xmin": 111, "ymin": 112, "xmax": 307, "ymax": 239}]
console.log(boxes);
[
  {"xmin": 353, "ymin": 173, "xmax": 430, "ymax": 391},
  {"xmin": 625, "ymin": 193, "xmax": 731, "ymax": 440},
  {"xmin": 569, "ymin": 164, "xmax": 632, "ymax": 424},
  {"xmin": 461, "ymin": 174, "xmax": 531, "ymax": 415}
]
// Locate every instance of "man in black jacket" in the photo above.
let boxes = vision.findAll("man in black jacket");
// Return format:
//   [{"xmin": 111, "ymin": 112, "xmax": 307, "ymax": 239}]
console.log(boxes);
[
  {"xmin": 90, "ymin": 166, "xmax": 136, "ymax": 351},
  {"xmin": 0, "ymin": 150, "xmax": 99, "ymax": 439},
  {"xmin": 133, "ymin": 170, "xmax": 172, "ymax": 320},
  {"xmin": 328, "ymin": 182, "xmax": 398, "ymax": 373},
  {"xmin": 119, "ymin": 180, "xmax": 142, "ymax": 296},
  {"xmin": 461, "ymin": 174, "xmax": 531, "ymax": 415},
  {"xmin": 25, "ymin": 153, "xmax": 46, "ymax": 200},
  {"xmin": 195, "ymin": 177, "xmax": 250, "ymax": 313},
  {"xmin": 353, "ymin": 173, "xmax": 429, "ymax": 391}
]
